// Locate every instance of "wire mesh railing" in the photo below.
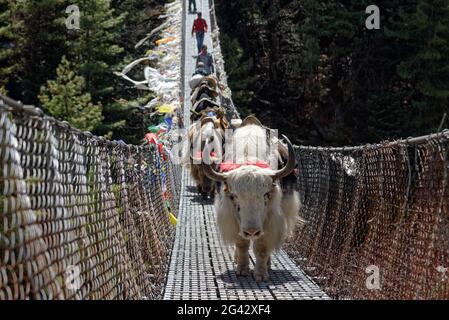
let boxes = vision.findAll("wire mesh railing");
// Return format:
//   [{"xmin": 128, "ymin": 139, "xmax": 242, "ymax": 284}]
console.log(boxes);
[
  {"xmin": 0, "ymin": 95, "xmax": 181, "ymax": 299},
  {"xmin": 286, "ymin": 131, "xmax": 449, "ymax": 299}
]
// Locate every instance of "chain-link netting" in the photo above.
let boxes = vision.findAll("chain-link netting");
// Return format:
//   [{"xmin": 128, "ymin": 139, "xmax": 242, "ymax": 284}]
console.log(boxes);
[
  {"xmin": 0, "ymin": 96, "xmax": 181, "ymax": 300},
  {"xmin": 285, "ymin": 134, "xmax": 449, "ymax": 299}
]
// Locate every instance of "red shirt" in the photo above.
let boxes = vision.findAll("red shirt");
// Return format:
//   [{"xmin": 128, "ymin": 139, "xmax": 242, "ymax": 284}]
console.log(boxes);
[{"xmin": 192, "ymin": 18, "xmax": 208, "ymax": 33}]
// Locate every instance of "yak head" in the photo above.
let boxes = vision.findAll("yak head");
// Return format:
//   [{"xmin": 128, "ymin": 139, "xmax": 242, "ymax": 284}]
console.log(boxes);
[{"xmin": 203, "ymin": 134, "xmax": 295, "ymax": 240}]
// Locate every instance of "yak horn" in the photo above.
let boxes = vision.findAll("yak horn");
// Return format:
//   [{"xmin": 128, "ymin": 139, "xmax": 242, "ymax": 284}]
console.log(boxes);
[
  {"xmin": 271, "ymin": 135, "xmax": 296, "ymax": 180},
  {"xmin": 202, "ymin": 163, "xmax": 227, "ymax": 182}
]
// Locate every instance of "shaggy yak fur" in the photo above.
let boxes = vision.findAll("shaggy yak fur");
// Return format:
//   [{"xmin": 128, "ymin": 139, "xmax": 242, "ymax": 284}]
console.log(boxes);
[
  {"xmin": 183, "ymin": 115, "xmax": 226, "ymax": 197},
  {"xmin": 204, "ymin": 117, "xmax": 302, "ymax": 282}
]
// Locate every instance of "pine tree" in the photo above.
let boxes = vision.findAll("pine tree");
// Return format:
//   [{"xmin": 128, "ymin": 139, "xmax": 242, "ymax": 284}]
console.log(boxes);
[
  {"xmin": 39, "ymin": 56, "xmax": 103, "ymax": 132},
  {"xmin": 10, "ymin": 0, "xmax": 68, "ymax": 102},
  {"xmin": 217, "ymin": 0, "xmax": 449, "ymax": 144},
  {"xmin": 390, "ymin": 0, "xmax": 449, "ymax": 133},
  {"xmin": 219, "ymin": 33, "xmax": 253, "ymax": 115},
  {"xmin": 111, "ymin": 0, "xmax": 161, "ymax": 51},
  {"xmin": 0, "ymin": 0, "xmax": 20, "ymax": 94},
  {"xmin": 64, "ymin": 0, "xmax": 129, "ymax": 138},
  {"xmin": 67, "ymin": 0, "xmax": 125, "ymax": 103}
]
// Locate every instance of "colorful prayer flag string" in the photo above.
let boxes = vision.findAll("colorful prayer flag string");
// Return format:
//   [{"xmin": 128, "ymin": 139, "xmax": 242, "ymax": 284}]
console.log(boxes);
[{"xmin": 144, "ymin": 109, "xmax": 178, "ymax": 226}]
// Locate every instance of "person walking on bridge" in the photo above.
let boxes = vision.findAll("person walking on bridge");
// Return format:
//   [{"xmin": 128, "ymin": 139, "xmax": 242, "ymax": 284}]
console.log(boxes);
[
  {"xmin": 192, "ymin": 12, "xmax": 208, "ymax": 54},
  {"xmin": 196, "ymin": 45, "xmax": 214, "ymax": 75},
  {"xmin": 188, "ymin": 0, "xmax": 197, "ymax": 13}
]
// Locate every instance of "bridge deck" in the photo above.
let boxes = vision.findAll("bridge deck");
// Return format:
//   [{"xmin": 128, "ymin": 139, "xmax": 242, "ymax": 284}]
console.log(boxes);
[{"xmin": 163, "ymin": 0, "xmax": 329, "ymax": 300}]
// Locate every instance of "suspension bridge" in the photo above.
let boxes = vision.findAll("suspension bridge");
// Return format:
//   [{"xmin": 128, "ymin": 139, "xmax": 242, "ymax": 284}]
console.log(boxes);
[{"xmin": 0, "ymin": 0, "xmax": 448, "ymax": 300}]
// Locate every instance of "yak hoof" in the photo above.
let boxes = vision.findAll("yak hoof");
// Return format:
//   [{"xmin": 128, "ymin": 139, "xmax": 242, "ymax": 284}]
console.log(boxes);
[
  {"xmin": 254, "ymin": 271, "xmax": 269, "ymax": 283},
  {"xmin": 236, "ymin": 265, "xmax": 250, "ymax": 277}
]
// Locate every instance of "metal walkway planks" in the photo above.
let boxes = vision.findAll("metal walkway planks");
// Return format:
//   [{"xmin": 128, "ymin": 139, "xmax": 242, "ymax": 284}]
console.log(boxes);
[{"xmin": 163, "ymin": 0, "xmax": 330, "ymax": 300}]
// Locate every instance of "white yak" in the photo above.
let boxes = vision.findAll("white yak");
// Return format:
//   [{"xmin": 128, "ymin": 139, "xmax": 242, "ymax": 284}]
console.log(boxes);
[{"xmin": 203, "ymin": 118, "xmax": 300, "ymax": 282}]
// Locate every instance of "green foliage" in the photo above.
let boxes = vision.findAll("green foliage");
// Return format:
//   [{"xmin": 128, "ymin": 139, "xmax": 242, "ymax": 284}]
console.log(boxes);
[
  {"xmin": 6, "ymin": 0, "xmax": 68, "ymax": 100},
  {"xmin": 64, "ymin": 0, "xmax": 128, "ymax": 137},
  {"xmin": 7, "ymin": 0, "xmax": 448, "ymax": 145},
  {"xmin": 217, "ymin": 0, "xmax": 449, "ymax": 145},
  {"xmin": 219, "ymin": 33, "xmax": 254, "ymax": 115},
  {"xmin": 1, "ymin": 0, "xmax": 168, "ymax": 143},
  {"xmin": 66, "ymin": 0, "xmax": 125, "ymax": 103},
  {"xmin": 385, "ymin": 0, "xmax": 449, "ymax": 134},
  {"xmin": 39, "ymin": 56, "xmax": 103, "ymax": 132},
  {"xmin": 394, "ymin": 0, "xmax": 449, "ymax": 97},
  {"xmin": 0, "ymin": 0, "xmax": 20, "ymax": 94},
  {"xmin": 111, "ymin": 0, "xmax": 165, "ymax": 52}
]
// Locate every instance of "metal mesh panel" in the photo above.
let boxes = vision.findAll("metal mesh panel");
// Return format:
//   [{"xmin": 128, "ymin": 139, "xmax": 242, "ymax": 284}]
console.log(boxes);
[
  {"xmin": 0, "ymin": 98, "xmax": 180, "ymax": 300},
  {"xmin": 286, "ymin": 134, "xmax": 449, "ymax": 299}
]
